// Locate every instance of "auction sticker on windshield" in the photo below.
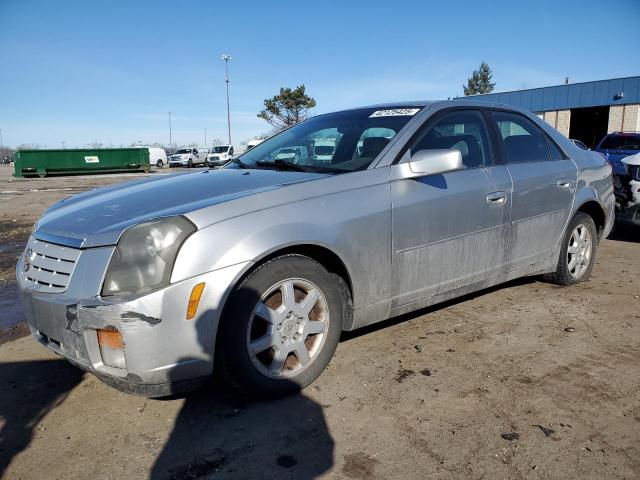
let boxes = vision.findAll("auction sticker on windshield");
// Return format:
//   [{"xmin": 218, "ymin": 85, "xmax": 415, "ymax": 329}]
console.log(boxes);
[{"xmin": 370, "ymin": 108, "xmax": 420, "ymax": 118}]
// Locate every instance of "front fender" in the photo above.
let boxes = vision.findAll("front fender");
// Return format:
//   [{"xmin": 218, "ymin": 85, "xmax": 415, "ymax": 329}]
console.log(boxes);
[{"xmin": 172, "ymin": 179, "xmax": 392, "ymax": 309}]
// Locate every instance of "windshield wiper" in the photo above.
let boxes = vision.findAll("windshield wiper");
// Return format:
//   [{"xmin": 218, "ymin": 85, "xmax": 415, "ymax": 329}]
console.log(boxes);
[{"xmin": 255, "ymin": 159, "xmax": 310, "ymax": 172}]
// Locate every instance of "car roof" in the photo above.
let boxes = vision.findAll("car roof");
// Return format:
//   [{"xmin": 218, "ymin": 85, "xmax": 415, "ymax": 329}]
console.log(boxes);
[{"xmin": 324, "ymin": 99, "xmax": 536, "ymax": 117}]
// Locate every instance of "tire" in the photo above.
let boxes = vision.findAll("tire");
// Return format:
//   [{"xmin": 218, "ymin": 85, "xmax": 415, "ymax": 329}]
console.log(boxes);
[
  {"xmin": 217, "ymin": 255, "xmax": 348, "ymax": 398},
  {"xmin": 187, "ymin": 159, "xmax": 193, "ymax": 168},
  {"xmin": 545, "ymin": 212, "xmax": 597, "ymax": 286},
  {"xmin": 156, "ymin": 160, "xmax": 163, "ymax": 168}
]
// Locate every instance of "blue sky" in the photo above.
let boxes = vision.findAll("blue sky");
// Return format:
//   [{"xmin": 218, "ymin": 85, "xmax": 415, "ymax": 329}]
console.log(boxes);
[{"xmin": 1, "ymin": 0, "xmax": 638, "ymax": 148}]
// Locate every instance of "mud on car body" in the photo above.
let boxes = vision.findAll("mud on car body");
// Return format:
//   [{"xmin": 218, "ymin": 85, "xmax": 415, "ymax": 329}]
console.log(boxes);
[{"xmin": 17, "ymin": 99, "xmax": 615, "ymax": 398}]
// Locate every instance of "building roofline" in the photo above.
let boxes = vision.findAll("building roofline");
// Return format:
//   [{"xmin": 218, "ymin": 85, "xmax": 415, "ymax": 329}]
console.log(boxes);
[{"xmin": 469, "ymin": 75, "xmax": 640, "ymax": 98}]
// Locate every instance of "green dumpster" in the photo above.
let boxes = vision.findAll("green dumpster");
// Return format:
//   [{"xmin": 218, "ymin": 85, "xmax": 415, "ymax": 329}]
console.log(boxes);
[{"xmin": 13, "ymin": 148, "xmax": 150, "ymax": 177}]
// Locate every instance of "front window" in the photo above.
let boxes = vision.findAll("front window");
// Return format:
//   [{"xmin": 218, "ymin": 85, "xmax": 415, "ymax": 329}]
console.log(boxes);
[
  {"xmin": 233, "ymin": 107, "xmax": 423, "ymax": 172},
  {"xmin": 410, "ymin": 110, "xmax": 492, "ymax": 168},
  {"xmin": 600, "ymin": 134, "xmax": 640, "ymax": 150},
  {"xmin": 211, "ymin": 146, "xmax": 230, "ymax": 154}
]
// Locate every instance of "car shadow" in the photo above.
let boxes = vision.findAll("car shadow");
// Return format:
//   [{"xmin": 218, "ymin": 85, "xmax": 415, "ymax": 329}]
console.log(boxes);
[
  {"xmin": 0, "ymin": 359, "xmax": 84, "ymax": 476},
  {"xmin": 151, "ymin": 287, "xmax": 334, "ymax": 479},
  {"xmin": 150, "ymin": 382, "xmax": 334, "ymax": 479},
  {"xmin": 608, "ymin": 221, "xmax": 640, "ymax": 243}
]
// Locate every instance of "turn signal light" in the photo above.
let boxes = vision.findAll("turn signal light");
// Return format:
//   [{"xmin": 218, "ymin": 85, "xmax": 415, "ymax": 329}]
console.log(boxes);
[
  {"xmin": 97, "ymin": 329, "xmax": 125, "ymax": 369},
  {"xmin": 97, "ymin": 329, "xmax": 123, "ymax": 349},
  {"xmin": 186, "ymin": 282, "xmax": 206, "ymax": 320}
]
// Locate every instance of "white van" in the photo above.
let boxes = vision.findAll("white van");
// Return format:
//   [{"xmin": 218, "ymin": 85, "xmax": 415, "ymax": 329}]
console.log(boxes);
[
  {"xmin": 147, "ymin": 147, "xmax": 168, "ymax": 168},
  {"xmin": 206, "ymin": 145, "xmax": 234, "ymax": 167},
  {"xmin": 134, "ymin": 146, "xmax": 168, "ymax": 168}
]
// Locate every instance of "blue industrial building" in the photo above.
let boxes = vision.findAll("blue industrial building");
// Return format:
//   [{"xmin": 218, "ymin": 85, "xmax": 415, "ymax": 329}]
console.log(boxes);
[{"xmin": 469, "ymin": 76, "xmax": 640, "ymax": 148}]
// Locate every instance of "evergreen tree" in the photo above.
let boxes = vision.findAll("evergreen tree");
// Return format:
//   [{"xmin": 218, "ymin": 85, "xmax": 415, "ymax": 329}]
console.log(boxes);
[
  {"xmin": 258, "ymin": 85, "xmax": 316, "ymax": 130},
  {"xmin": 463, "ymin": 62, "xmax": 496, "ymax": 96}
]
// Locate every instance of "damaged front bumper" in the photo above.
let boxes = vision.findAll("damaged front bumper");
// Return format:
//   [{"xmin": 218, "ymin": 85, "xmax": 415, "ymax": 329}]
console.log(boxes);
[{"xmin": 17, "ymin": 236, "xmax": 250, "ymax": 397}]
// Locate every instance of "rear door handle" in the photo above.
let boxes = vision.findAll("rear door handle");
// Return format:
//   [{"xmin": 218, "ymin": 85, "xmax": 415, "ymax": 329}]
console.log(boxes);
[
  {"xmin": 486, "ymin": 191, "xmax": 506, "ymax": 206},
  {"xmin": 557, "ymin": 179, "xmax": 571, "ymax": 189}
]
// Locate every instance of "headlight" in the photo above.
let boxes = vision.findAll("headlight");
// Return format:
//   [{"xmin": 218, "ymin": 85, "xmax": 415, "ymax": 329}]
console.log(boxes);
[{"xmin": 102, "ymin": 216, "xmax": 195, "ymax": 296}]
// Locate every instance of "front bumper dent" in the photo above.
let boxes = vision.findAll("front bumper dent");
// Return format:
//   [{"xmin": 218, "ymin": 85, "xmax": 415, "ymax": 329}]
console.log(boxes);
[{"xmin": 19, "ymin": 258, "xmax": 251, "ymax": 396}]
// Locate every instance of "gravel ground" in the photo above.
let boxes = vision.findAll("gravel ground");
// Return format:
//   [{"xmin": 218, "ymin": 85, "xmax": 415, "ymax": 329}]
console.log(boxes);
[{"xmin": 0, "ymin": 164, "xmax": 639, "ymax": 479}]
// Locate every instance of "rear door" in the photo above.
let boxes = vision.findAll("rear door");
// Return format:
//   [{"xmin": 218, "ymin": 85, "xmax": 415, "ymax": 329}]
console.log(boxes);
[
  {"xmin": 488, "ymin": 110, "xmax": 577, "ymax": 270},
  {"xmin": 390, "ymin": 108, "xmax": 513, "ymax": 308}
]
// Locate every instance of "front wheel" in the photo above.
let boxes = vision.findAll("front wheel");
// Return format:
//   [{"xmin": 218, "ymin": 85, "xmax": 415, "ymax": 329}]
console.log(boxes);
[
  {"xmin": 217, "ymin": 255, "xmax": 348, "ymax": 398},
  {"xmin": 545, "ymin": 212, "xmax": 597, "ymax": 285},
  {"xmin": 187, "ymin": 159, "xmax": 193, "ymax": 168}
]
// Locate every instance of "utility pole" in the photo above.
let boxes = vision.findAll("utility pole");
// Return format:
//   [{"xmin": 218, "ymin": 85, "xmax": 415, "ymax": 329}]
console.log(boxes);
[
  {"xmin": 0, "ymin": 129, "xmax": 3, "ymax": 149},
  {"xmin": 62, "ymin": 141, "xmax": 66, "ymax": 149},
  {"xmin": 221, "ymin": 54, "xmax": 232, "ymax": 145},
  {"xmin": 168, "ymin": 111, "xmax": 173, "ymax": 153}
]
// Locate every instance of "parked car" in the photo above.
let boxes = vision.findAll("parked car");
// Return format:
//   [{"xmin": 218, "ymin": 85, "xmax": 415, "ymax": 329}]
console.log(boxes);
[
  {"xmin": 17, "ymin": 100, "xmax": 614, "ymax": 398},
  {"xmin": 168, "ymin": 147, "xmax": 208, "ymax": 168},
  {"xmin": 595, "ymin": 132, "xmax": 640, "ymax": 175},
  {"xmin": 613, "ymin": 153, "xmax": 640, "ymax": 225},
  {"xmin": 570, "ymin": 139, "xmax": 589, "ymax": 150},
  {"xmin": 206, "ymin": 145, "xmax": 234, "ymax": 167}
]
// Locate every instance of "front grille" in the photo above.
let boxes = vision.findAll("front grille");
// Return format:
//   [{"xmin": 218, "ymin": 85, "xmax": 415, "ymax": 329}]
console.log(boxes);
[{"xmin": 24, "ymin": 239, "xmax": 81, "ymax": 293}]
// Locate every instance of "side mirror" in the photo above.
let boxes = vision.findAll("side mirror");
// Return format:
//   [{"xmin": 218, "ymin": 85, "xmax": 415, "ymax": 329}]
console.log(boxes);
[{"xmin": 408, "ymin": 149, "xmax": 463, "ymax": 176}]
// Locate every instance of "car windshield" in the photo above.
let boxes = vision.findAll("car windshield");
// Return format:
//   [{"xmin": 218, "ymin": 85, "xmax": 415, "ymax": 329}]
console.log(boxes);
[
  {"xmin": 600, "ymin": 134, "xmax": 640, "ymax": 150},
  {"xmin": 232, "ymin": 107, "xmax": 423, "ymax": 172},
  {"xmin": 211, "ymin": 146, "xmax": 230, "ymax": 153},
  {"xmin": 175, "ymin": 149, "xmax": 191, "ymax": 155}
]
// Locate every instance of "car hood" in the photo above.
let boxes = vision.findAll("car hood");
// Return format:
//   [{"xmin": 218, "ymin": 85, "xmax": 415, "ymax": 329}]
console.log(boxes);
[{"xmin": 35, "ymin": 169, "xmax": 327, "ymax": 248}]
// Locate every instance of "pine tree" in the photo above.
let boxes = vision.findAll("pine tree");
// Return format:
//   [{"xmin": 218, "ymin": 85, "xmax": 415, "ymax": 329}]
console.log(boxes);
[
  {"xmin": 257, "ymin": 85, "xmax": 316, "ymax": 131},
  {"xmin": 463, "ymin": 62, "xmax": 496, "ymax": 96}
]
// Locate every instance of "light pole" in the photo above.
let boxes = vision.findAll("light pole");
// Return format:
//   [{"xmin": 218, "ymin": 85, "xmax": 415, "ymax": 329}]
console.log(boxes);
[
  {"xmin": 62, "ymin": 141, "xmax": 66, "ymax": 149},
  {"xmin": 204, "ymin": 128, "xmax": 207, "ymax": 146},
  {"xmin": 168, "ymin": 111, "xmax": 173, "ymax": 153},
  {"xmin": 221, "ymin": 54, "xmax": 232, "ymax": 145}
]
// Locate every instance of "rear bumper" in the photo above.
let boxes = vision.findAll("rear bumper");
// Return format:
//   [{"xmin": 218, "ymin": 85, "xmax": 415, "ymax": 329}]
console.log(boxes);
[{"xmin": 18, "ymin": 254, "xmax": 251, "ymax": 396}]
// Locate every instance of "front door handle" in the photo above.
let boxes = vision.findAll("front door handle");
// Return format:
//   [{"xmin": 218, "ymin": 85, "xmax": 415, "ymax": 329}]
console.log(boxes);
[
  {"xmin": 557, "ymin": 179, "xmax": 571, "ymax": 189},
  {"xmin": 486, "ymin": 191, "xmax": 506, "ymax": 206}
]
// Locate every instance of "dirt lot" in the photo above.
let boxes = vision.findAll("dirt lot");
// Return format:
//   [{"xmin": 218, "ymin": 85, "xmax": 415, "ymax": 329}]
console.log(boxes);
[{"xmin": 0, "ymin": 164, "xmax": 639, "ymax": 479}]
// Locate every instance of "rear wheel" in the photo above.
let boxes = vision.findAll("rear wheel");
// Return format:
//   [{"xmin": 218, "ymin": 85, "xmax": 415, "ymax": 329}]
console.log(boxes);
[
  {"xmin": 156, "ymin": 160, "xmax": 163, "ymax": 168},
  {"xmin": 545, "ymin": 212, "xmax": 597, "ymax": 285},
  {"xmin": 217, "ymin": 255, "xmax": 347, "ymax": 398}
]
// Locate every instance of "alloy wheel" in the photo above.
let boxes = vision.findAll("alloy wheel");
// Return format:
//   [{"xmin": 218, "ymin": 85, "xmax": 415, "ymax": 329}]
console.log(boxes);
[
  {"xmin": 246, "ymin": 278, "xmax": 329, "ymax": 379},
  {"xmin": 567, "ymin": 223, "xmax": 592, "ymax": 279}
]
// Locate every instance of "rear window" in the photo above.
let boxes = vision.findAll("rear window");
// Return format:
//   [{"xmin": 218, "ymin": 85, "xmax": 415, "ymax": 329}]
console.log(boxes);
[{"xmin": 599, "ymin": 134, "xmax": 640, "ymax": 150}]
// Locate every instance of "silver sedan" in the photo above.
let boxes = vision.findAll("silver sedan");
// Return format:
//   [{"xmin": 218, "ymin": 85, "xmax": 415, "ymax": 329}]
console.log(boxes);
[{"xmin": 17, "ymin": 100, "xmax": 614, "ymax": 397}]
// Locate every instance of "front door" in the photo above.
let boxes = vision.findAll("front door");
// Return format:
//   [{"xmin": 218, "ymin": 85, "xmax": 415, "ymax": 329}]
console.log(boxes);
[{"xmin": 390, "ymin": 109, "xmax": 512, "ymax": 308}]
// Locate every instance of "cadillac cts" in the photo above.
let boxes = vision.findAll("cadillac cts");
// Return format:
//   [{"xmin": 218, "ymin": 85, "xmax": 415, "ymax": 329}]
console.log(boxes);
[{"xmin": 17, "ymin": 100, "xmax": 614, "ymax": 397}]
